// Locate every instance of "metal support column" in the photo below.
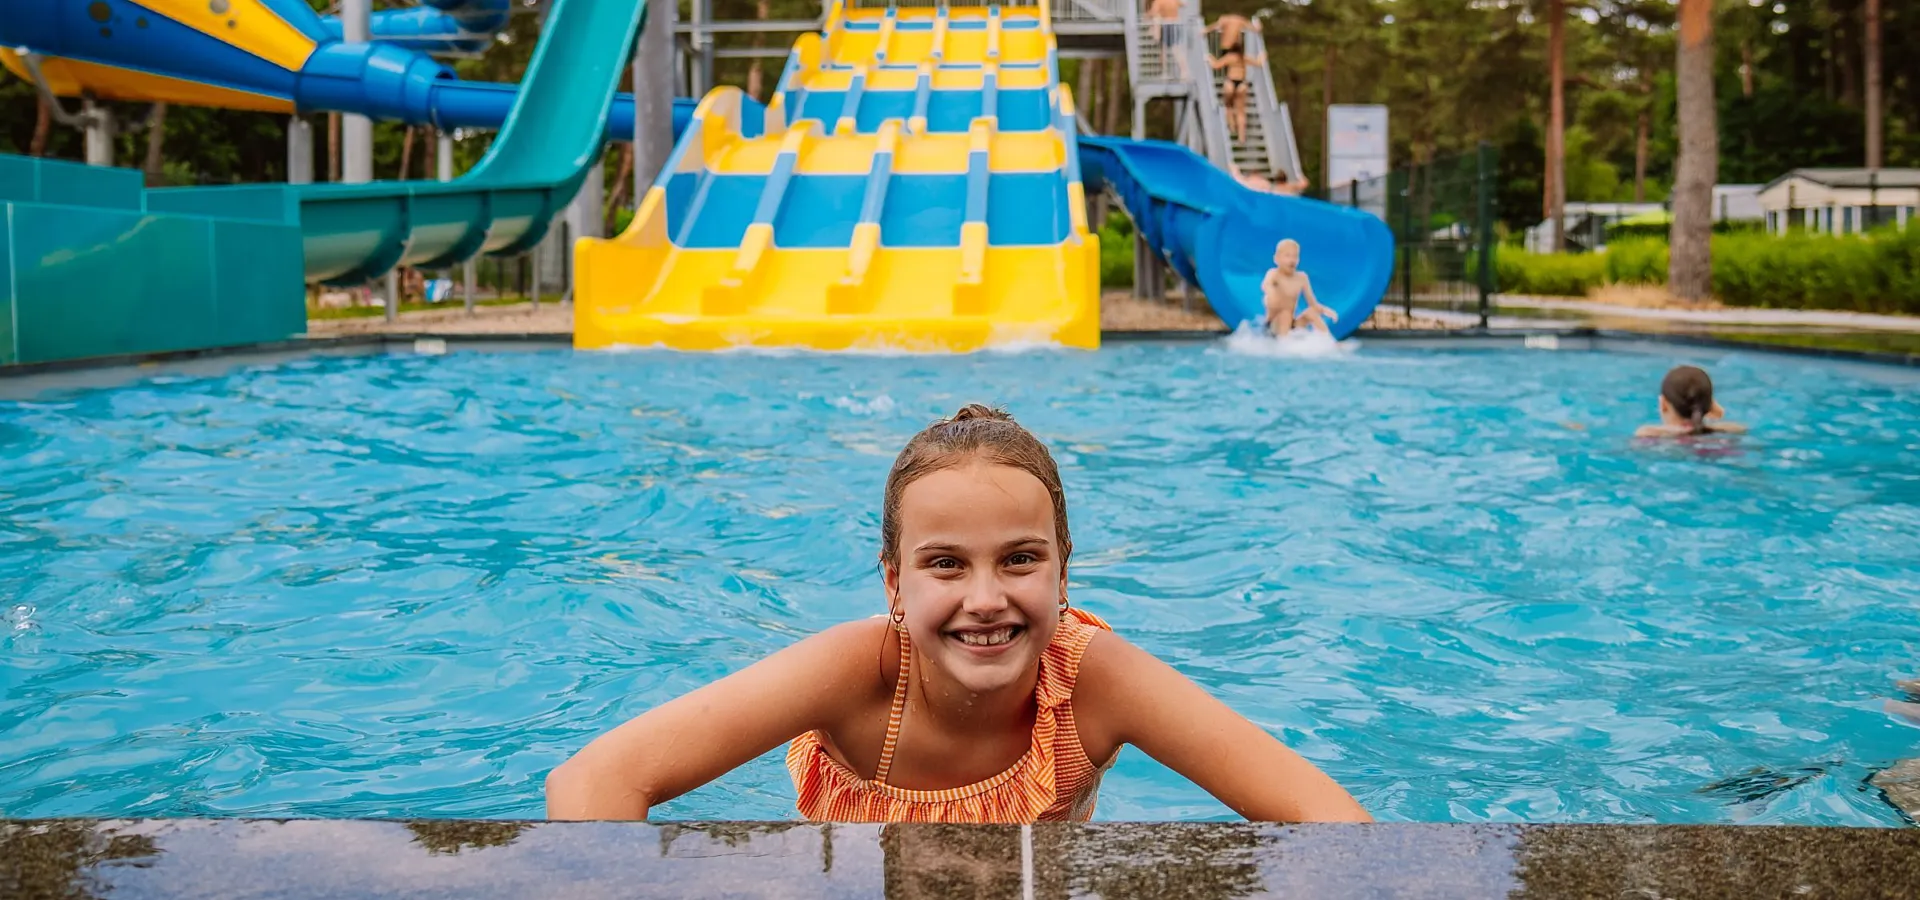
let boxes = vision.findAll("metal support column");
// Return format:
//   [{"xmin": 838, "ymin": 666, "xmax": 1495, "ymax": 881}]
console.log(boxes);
[
  {"xmin": 288, "ymin": 116, "xmax": 314, "ymax": 184},
  {"xmin": 341, "ymin": 0, "xmax": 373, "ymax": 183},
  {"xmin": 1399, "ymin": 164, "xmax": 1414, "ymax": 318},
  {"xmin": 82, "ymin": 101, "xmax": 115, "ymax": 166},
  {"xmin": 384, "ymin": 269, "xmax": 399, "ymax": 323},
  {"xmin": 1475, "ymin": 142, "xmax": 1495, "ymax": 329},
  {"xmin": 635, "ymin": 0, "xmax": 675, "ymax": 202}
]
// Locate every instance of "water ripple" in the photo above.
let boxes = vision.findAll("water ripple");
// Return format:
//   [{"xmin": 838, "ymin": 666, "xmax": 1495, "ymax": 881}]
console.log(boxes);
[{"xmin": 2, "ymin": 344, "xmax": 1917, "ymax": 824}]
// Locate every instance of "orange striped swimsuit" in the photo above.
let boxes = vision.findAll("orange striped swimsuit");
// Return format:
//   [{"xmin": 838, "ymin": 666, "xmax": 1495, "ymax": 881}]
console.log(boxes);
[{"xmin": 786, "ymin": 607, "xmax": 1115, "ymax": 823}]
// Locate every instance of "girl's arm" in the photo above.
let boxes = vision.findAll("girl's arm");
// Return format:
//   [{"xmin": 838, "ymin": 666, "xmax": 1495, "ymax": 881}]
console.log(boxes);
[
  {"xmin": 1076, "ymin": 633, "xmax": 1372, "ymax": 822},
  {"xmin": 545, "ymin": 619, "xmax": 885, "ymax": 820}
]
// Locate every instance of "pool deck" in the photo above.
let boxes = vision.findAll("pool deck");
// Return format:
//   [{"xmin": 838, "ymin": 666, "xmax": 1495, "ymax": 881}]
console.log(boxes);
[{"xmin": 4, "ymin": 818, "xmax": 1919, "ymax": 898}]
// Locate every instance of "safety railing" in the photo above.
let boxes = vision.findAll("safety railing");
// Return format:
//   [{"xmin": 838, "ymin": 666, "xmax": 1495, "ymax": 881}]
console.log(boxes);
[
  {"xmin": 1051, "ymin": 0, "xmax": 1124, "ymax": 22},
  {"xmin": 1133, "ymin": 15, "xmax": 1202, "ymax": 85}
]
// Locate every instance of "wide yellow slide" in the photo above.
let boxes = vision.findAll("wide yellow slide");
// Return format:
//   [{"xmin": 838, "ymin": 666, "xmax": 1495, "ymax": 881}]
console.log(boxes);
[{"xmin": 575, "ymin": 0, "xmax": 1099, "ymax": 352}]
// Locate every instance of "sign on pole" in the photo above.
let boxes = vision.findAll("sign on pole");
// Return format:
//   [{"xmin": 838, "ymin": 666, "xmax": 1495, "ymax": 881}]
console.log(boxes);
[{"xmin": 1327, "ymin": 104, "xmax": 1389, "ymax": 219}]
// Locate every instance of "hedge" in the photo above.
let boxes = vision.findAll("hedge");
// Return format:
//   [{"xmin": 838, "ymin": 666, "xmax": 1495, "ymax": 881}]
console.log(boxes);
[{"xmin": 1496, "ymin": 227, "xmax": 1920, "ymax": 314}]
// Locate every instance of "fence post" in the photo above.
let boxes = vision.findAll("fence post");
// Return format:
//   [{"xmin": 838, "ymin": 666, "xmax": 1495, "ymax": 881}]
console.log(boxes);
[
  {"xmin": 1349, "ymin": 178, "xmax": 1359, "ymax": 209},
  {"xmin": 1475, "ymin": 141, "xmax": 1494, "ymax": 329},
  {"xmin": 1400, "ymin": 164, "xmax": 1414, "ymax": 319}
]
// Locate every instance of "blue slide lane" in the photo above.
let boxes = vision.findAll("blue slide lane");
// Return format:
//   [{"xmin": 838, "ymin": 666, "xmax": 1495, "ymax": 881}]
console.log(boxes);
[{"xmin": 1078, "ymin": 135, "xmax": 1394, "ymax": 339}]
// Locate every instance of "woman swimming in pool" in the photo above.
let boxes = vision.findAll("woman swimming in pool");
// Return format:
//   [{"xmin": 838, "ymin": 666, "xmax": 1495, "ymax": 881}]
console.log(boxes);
[
  {"xmin": 1635, "ymin": 365, "xmax": 1747, "ymax": 439},
  {"xmin": 546, "ymin": 404, "xmax": 1371, "ymax": 823}
]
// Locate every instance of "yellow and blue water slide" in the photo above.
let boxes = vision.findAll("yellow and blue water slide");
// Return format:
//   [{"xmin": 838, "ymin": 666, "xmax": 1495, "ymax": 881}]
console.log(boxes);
[
  {"xmin": 574, "ymin": 0, "xmax": 1102, "ymax": 352},
  {"xmin": 1079, "ymin": 136, "xmax": 1394, "ymax": 340},
  {"xmin": 0, "ymin": 0, "xmax": 650, "ymax": 285}
]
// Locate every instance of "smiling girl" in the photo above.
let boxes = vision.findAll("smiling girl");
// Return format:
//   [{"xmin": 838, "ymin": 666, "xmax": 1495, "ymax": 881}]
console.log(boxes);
[{"xmin": 546, "ymin": 405, "xmax": 1369, "ymax": 823}]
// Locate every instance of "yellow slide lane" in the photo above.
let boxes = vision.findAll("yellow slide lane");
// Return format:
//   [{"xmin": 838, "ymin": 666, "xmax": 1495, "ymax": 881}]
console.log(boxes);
[{"xmin": 575, "ymin": 1, "xmax": 1098, "ymax": 353}]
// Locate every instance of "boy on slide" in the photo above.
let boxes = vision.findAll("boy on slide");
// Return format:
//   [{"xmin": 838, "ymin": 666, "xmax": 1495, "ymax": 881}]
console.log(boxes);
[
  {"xmin": 1635, "ymin": 365, "xmax": 1747, "ymax": 438},
  {"xmin": 1262, "ymin": 239, "xmax": 1338, "ymax": 336}
]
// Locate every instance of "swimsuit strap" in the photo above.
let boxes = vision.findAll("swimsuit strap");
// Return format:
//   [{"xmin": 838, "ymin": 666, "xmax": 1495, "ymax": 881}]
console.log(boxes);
[{"xmin": 872, "ymin": 626, "xmax": 913, "ymax": 785}]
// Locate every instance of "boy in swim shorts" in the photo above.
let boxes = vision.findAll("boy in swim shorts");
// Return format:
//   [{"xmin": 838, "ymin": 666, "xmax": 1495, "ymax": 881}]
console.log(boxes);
[{"xmin": 1262, "ymin": 239, "xmax": 1337, "ymax": 336}]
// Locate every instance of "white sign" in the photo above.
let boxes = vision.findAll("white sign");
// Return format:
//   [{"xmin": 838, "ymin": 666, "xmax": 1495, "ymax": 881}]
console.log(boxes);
[{"xmin": 1326, "ymin": 104, "xmax": 1389, "ymax": 218}]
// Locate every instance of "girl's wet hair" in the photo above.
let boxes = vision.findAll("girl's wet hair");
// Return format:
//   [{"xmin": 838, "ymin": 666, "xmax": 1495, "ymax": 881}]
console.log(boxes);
[
  {"xmin": 1661, "ymin": 365, "xmax": 1715, "ymax": 429},
  {"xmin": 880, "ymin": 404, "xmax": 1071, "ymax": 565}
]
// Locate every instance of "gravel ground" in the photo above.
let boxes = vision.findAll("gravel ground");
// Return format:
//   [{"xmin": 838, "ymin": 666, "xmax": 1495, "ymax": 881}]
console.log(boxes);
[
  {"xmin": 305, "ymin": 303, "xmax": 572, "ymax": 337},
  {"xmin": 302, "ymin": 294, "xmax": 1463, "ymax": 339}
]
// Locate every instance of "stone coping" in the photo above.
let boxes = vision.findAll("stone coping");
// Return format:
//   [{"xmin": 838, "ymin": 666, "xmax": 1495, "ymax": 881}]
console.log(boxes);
[{"xmin": 3, "ymin": 819, "xmax": 1917, "ymax": 899}]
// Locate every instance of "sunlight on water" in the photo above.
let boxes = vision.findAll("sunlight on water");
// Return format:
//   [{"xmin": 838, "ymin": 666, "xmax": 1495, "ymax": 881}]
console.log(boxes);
[{"xmin": 1, "ymin": 342, "xmax": 1917, "ymax": 824}]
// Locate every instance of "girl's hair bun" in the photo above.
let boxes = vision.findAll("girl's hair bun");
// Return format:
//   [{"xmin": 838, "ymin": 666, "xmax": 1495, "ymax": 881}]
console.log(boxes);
[{"xmin": 945, "ymin": 403, "xmax": 1011, "ymax": 424}]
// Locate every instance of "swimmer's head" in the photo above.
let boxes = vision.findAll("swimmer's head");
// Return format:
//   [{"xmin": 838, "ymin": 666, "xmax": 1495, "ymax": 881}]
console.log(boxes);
[
  {"xmin": 880, "ymin": 404, "xmax": 1070, "ymax": 567},
  {"xmin": 1659, "ymin": 365, "xmax": 1715, "ymax": 429},
  {"xmin": 1273, "ymin": 238, "xmax": 1300, "ymax": 270}
]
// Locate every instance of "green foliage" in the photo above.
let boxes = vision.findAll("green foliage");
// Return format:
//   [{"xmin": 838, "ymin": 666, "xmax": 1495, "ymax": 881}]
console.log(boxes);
[
  {"xmin": 1099, "ymin": 211, "xmax": 1133, "ymax": 288},
  {"xmin": 1494, "ymin": 246, "xmax": 1606, "ymax": 297},
  {"xmin": 1713, "ymin": 229, "xmax": 1920, "ymax": 314},
  {"xmin": 1498, "ymin": 228, "xmax": 1920, "ymax": 315},
  {"xmin": 1601, "ymin": 237, "xmax": 1667, "ymax": 285}
]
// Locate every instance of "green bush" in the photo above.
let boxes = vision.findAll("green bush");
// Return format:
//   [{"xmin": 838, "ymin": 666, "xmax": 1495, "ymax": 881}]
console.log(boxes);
[
  {"xmin": 1494, "ymin": 245, "xmax": 1606, "ymax": 296},
  {"xmin": 1713, "ymin": 228, "xmax": 1920, "ymax": 314},
  {"xmin": 1098, "ymin": 211, "xmax": 1133, "ymax": 288},
  {"xmin": 1603, "ymin": 237, "xmax": 1668, "ymax": 285},
  {"xmin": 1494, "ymin": 227, "xmax": 1920, "ymax": 313}
]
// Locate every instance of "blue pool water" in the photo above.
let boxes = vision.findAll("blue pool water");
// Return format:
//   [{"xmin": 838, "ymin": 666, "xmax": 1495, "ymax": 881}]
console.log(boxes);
[{"xmin": 2, "ymin": 341, "xmax": 1917, "ymax": 825}]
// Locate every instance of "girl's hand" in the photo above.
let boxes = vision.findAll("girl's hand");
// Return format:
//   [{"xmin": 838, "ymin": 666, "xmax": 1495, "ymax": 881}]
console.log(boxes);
[{"xmin": 1073, "ymin": 633, "xmax": 1372, "ymax": 823}]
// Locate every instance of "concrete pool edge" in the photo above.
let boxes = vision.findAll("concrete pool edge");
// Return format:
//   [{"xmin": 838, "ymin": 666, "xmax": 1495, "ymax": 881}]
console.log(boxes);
[{"xmin": 3, "ymin": 818, "xmax": 1917, "ymax": 898}]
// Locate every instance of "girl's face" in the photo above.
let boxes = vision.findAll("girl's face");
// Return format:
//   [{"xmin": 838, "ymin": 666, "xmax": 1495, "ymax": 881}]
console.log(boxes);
[{"xmin": 882, "ymin": 460, "xmax": 1067, "ymax": 698}]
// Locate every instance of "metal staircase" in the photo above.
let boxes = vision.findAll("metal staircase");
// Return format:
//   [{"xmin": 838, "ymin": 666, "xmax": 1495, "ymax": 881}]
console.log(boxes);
[{"xmin": 1124, "ymin": 13, "xmax": 1299, "ymax": 182}]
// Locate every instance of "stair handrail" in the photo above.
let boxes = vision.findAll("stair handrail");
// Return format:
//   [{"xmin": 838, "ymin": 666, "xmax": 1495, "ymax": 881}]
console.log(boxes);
[
  {"xmin": 1242, "ymin": 28, "xmax": 1299, "ymax": 181},
  {"xmin": 1181, "ymin": 15, "xmax": 1233, "ymax": 170}
]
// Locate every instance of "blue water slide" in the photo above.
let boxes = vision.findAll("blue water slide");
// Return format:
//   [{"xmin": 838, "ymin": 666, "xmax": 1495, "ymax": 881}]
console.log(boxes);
[
  {"xmin": 1078, "ymin": 135, "xmax": 1394, "ymax": 338},
  {"xmin": 321, "ymin": 0, "xmax": 513, "ymax": 56}
]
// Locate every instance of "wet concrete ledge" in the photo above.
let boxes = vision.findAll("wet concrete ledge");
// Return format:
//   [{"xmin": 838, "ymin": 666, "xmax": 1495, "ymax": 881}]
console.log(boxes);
[{"xmin": 4, "ymin": 819, "xmax": 1918, "ymax": 899}]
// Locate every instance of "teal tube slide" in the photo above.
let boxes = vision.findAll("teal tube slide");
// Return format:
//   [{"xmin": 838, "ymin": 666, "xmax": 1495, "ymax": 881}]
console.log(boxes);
[
  {"xmin": 143, "ymin": 0, "xmax": 646, "ymax": 285},
  {"xmin": 1078, "ymin": 135, "xmax": 1394, "ymax": 339}
]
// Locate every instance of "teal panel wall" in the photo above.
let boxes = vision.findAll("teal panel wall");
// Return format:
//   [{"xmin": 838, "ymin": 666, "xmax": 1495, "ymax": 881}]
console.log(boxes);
[
  {"xmin": 211, "ymin": 218, "xmax": 307, "ymax": 344},
  {"xmin": 1, "ymin": 201, "xmax": 304, "ymax": 367},
  {"xmin": 12, "ymin": 206, "xmax": 218, "ymax": 362},
  {"xmin": 0, "ymin": 206, "xmax": 14, "ymax": 366},
  {"xmin": 0, "ymin": 155, "xmax": 143, "ymax": 211}
]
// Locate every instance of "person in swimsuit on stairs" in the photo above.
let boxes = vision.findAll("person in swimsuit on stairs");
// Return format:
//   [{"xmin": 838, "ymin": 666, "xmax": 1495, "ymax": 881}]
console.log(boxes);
[
  {"xmin": 547, "ymin": 404, "xmax": 1371, "ymax": 824},
  {"xmin": 1208, "ymin": 15, "xmax": 1265, "ymax": 143}
]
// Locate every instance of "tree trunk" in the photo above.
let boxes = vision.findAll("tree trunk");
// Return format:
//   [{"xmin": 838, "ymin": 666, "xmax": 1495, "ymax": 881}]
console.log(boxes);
[
  {"xmin": 1097, "ymin": 56, "xmax": 1123, "ymax": 228},
  {"xmin": 605, "ymin": 144, "xmax": 634, "ymax": 233},
  {"xmin": 746, "ymin": 0, "xmax": 770, "ymax": 100},
  {"xmin": 399, "ymin": 126, "xmax": 415, "ymax": 180},
  {"xmin": 143, "ymin": 102, "xmax": 168, "ymax": 185},
  {"xmin": 1322, "ymin": 44, "xmax": 1336, "ymax": 187},
  {"xmin": 1739, "ymin": 41, "xmax": 1754, "ymax": 98},
  {"xmin": 1545, "ymin": 0, "xmax": 1566, "ymax": 253},
  {"xmin": 327, "ymin": 112, "xmax": 341, "ymax": 182},
  {"xmin": 1076, "ymin": 58, "xmax": 1095, "ymax": 128},
  {"xmin": 1669, "ymin": 0, "xmax": 1717, "ymax": 304},
  {"xmin": 1835, "ymin": 0, "xmax": 1857, "ymax": 107},
  {"xmin": 1634, "ymin": 107, "xmax": 1649, "ymax": 203},
  {"xmin": 30, "ymin": 95, "xmax": 51, "ymax": 156},
  {"xmin": 1865, "ymin": 0, "xmax": 1882, "ymax": 168}
]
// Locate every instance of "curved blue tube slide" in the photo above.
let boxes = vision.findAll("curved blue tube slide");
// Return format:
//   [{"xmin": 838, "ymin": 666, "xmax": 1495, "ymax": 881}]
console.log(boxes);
[{"xmin": 1079, "ymin": 135, "xmax": 1394, "ymax": 339}]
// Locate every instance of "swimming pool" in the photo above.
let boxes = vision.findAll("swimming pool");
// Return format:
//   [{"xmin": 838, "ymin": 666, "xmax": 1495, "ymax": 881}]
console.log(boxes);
[{"xmin": 2, "ymin": 339, "xmax": 1916, "ymax": 825}]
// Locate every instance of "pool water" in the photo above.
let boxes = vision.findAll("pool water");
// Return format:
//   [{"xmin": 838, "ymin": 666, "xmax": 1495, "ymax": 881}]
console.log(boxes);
[{"xmin": 2, "ymin": 341, "xmax": 1917, "ymax": 825}]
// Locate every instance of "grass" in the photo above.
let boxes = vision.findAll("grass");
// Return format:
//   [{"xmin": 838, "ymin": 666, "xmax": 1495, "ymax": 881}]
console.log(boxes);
[{"xmin": 306, "ymin": 295, "xmax": 537, "ymax": 321}]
